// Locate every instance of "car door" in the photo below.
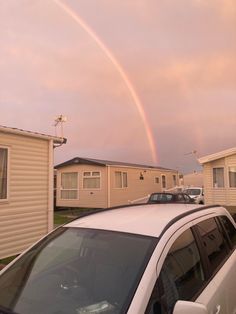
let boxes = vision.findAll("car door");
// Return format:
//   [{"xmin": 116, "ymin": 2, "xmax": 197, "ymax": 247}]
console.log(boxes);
[
  {"xmin": 145, "ymin": 214, "xmax": 236, "ymax": 314},
  {"xmin": 183, "ymin": 193, "xmax": 192, "ymax": 203},
  {"xmin": 175, "ymin": 194, "xmax": 184, "ymax": 203},
  {"xmin": 145, "ymin": 225, "xmax": 208, "ymax": 314},
  {"xmin": 195, "ymin": 215, "xmax": 236, "ymax": 314}
]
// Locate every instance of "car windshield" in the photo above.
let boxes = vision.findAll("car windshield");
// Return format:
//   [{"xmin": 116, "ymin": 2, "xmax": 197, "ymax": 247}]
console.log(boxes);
[
  {"xmin": 149, "ymin": 193, "xmax": 173, "ymax": 202},
  {"xmin": 185, "ymin": 189, "xmax": 201, "ymax": 196},
  {"xmin": 0, "ymin": 227, "xmax": 157, "ymax": 314}
]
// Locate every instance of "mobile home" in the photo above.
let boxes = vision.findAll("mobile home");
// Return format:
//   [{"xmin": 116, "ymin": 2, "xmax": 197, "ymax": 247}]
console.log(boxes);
[
  {"xmin": 0, "ymin": 125, "xmax": 66, "ymax": 259},
  {"xmin": 199, "ymin": 147, "xmax": 236, "ymax": 212},
  {"xmin": 55, "ymin": 157, "xmax": 179, "ymax": 208}
]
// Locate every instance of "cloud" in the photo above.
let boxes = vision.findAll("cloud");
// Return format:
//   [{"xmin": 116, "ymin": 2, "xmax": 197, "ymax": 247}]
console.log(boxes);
[
  {"xmin": 1, "ymin": 0, "xmax": 236, "ymax": 172},
  {"xmin": 194, "ymin": 0, "xmax": 236, "ymax": 18}
]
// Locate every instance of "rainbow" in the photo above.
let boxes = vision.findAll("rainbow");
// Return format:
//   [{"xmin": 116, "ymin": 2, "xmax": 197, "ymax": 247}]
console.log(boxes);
[{"xmin": 53, "ymin": 0, "xmax": 158, "ymax": 164}]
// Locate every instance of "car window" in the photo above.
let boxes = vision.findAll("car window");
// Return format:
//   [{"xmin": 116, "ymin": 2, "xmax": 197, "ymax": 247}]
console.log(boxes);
[
  {"xmin": 146, "ymin": 228, "xmax": 205, "ymax": 314},
  {"xmin": 196, "ymin": 218, "xmax": 229, "ymax": 273},
  {"xmin": 186, "ymin": 189, "xmax": 201, "ymax": 196},
  {"xmin": 0, "ymin": 228, "xmax": 157, "ymax": 314},
  {"xmin": 219, "ymin": 216, "xmax": 236, "ymax": 248},
  {"xmin": 149, "ymin": 194, "xmax": 173, "ymax": 202},
  {"xmin": 175, "ymin": 194, "xmax": 184, "ymax": 202},
  {"xmin": 183, "ymin": 194, "xmax": 191, "ymax": 202}
]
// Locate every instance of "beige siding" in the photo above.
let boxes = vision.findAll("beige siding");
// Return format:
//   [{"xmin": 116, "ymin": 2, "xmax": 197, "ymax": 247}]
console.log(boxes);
[
  {"xmin": 226, "ymin": 154, "xmax": 236, "ymax": 164},
  {"xmin": 110, "ymin": 166, "xmax": 178, "ymax": 207},
  {"xmin": 0, "ymin": 132, "xmax": 50, "ymax": 259},
  {"xmin": 56, "ymin": 164, "xmax": 178, "ymax": 208},
  {"xmin": 203, "ymin": 159, "xmax": 228, "ymax": 205},
  {"xmin": 203, "ymin": 163, "xmax": 213, "ymax": 205},
  {"xmin": 203, "ymin": 156, "xmax": 236, "ymax": 207},
  {"xmin": 56, "ymin": 165, "xmax": 108, "ymax": 208}
]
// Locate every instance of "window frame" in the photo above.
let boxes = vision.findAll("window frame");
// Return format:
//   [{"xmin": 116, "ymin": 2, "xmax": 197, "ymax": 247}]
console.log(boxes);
[
  {"xmin": 114, "ymin": 171, "xmax": 128, "ymax": 189},
  {"xmin": 173, "ymin": 174, "xmax": 177, "ymax": 186},
  {"xmin": 212, "ymin": 167, "xmax": 225, "ymax": 188},
  {"xmin": 145, "ymin": 225, "xmax": 208, "ymax": 313},
  {"xmin": 0, "ymin": 146, "xmax": 9, "ymax": 202},
  {"xmin": 161, "ymin": 174, "xmax": 166, "ymax": 189},
  {"xmin": 145, "ymin": 214, "xmax": 235, "ymax": 314},
  {"xmin": 154, "ymin": 176, "xmax": 159, "ymax": 184},
  {"xmin": 82, "ymin": 171, "xmax": 101, "ymax": 190},
  {"xmin": 192, "ymin": 216, "xmax": 232, "ymax": 280},
  {"xmin": 160, "ymin": 227, "xmax": 207, "ymax": 302},
  {"xmin": 228, "ymin": 166, "xmax": 236, "ymax": 188},
  {"xmin": 60, "ymin": 172, "xmax": 79, "ymax": 200},
  {"xmin": 218, "ymin": 215, "xmax": 236, "ymax": 250}
]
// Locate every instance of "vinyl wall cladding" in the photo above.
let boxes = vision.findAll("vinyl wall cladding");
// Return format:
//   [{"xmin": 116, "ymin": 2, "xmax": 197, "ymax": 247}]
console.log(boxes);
[
  {"xmin": 110, "ymin": 167, "xmax": 178, "ymax": 207},
  {"xmin": 56, "ymin": 164, "xmax": 108, "ymax": 209},
  {"xmin": 203, "ymin": 156, "xmax": 236, "ymax": 206},
  {"xmin": 0, "ymin": 132, "xmax": 49, "ymax": 259}
]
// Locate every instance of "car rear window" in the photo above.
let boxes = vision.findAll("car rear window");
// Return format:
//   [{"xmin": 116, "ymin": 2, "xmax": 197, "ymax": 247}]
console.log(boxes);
[
  {"xmin": 149, "ymin": 193, "xmax": 173, "ymax": 202},
  {"xmin": 186, "ymin": 189, "xmax": 201, "ymax": 196}
]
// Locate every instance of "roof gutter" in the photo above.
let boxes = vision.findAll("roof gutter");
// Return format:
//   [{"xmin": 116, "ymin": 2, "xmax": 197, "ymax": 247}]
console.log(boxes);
[
  {"xmin": 198, "ymin": 147, "xmax": 236, "ymax": 164},
  {"xmin": 0, "ymin": 125, "xmax": 66, "ymax": 145},
  {"xmin": 53, "ymin": 137, "xmax": 67, "ymax": 148}
]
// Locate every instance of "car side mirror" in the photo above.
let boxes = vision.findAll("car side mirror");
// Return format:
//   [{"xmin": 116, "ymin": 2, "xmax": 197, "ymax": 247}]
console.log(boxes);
[{"xmin": 173, "ymin": 301, "xmax": 208, "ymax": 314}]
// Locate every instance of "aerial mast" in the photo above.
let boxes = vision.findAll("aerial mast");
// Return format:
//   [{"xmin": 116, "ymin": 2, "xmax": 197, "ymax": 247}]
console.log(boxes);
[{"xmin": 54, "ymin": 115, "xmax": 67, "ymax": 139}]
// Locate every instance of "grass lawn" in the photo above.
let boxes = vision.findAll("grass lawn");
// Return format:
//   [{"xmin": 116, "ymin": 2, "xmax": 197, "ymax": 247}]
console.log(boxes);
[
  {"xmin": 54, "ymin": 213, "xmax": 73, "ymax": 225},
  {"xmin": 0, "ymin": 255, "xmax": 18, "ymax": 266},
  {"xmin": 54, "ymin": 208, "xmax": 96, "ymax": 226}
]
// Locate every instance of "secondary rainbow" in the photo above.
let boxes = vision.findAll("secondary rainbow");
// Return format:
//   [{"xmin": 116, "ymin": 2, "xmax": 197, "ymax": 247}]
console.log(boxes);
[{"xmin": 53, "ymin": 0, "xmax": 158, "ymax": 164}]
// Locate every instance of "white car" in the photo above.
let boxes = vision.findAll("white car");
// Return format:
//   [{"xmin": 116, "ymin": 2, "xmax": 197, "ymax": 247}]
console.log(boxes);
[
  {"xmin": 0, "ymin": 204, "xmax": 235, "ymax": 314},
  {"xmin": 185, "ymin": 187, "xmax": 204, "ymax": 204}
]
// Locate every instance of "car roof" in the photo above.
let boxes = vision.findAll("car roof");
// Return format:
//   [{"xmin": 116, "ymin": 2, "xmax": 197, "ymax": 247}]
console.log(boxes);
[
  {"xmin": 150, "ymin": 192, "xmax": 177, "ymax": 194},
  {"xmin": 65, "ymin": 204, "xmax": 223, "ymax": 237},
  {"xmin": 150, "ymin": 192, "xmax": 186, "ymax": 195}
]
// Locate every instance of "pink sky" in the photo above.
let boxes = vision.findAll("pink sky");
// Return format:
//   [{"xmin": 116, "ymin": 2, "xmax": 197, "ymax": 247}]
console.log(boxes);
[{"xmin": 1, "ymin": 0, "xmax": 236, "ymax": 173}]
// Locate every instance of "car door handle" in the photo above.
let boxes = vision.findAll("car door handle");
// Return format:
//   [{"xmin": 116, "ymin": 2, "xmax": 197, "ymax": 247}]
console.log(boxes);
[{"xmin": 214, "ymin": 305, "xmax": 221, "ymax": 314}]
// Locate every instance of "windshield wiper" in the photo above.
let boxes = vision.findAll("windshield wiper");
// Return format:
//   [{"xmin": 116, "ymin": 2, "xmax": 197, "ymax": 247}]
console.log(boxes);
[{"xmin": 0, "ymin": 306, "xmax": 19, "ymax": 314}]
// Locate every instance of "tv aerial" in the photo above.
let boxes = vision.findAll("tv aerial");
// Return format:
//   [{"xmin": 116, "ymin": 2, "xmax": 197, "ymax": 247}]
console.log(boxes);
[
  {"xmin": 54, "ymin": 115, "xmax": 67, "ymax": 138},
  {"xmin": 184, "ymin": 150, "xmax": 197, "ymax": 157}
]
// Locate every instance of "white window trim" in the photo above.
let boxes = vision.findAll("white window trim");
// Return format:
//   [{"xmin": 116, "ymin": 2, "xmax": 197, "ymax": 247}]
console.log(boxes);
[
  {"xmin": 60, "ymin": 172, "xmax": 79, "ymax": 200},
  {"xmin": 0, "ymin": 145, "xmax": 10, "ymax": 203},
  {"xmin": 82, "ymin": 171, "xmax": 101, "ymax": 190},
  {"xmin": 114, "ymin": 171, "xmax": 128, "ymax": 189},
  {"xmin": 228, "ymin": 166, "xmax": 236, "ymax": 189},
  {"xmin": 212, "ymin": 167, "xmax": 225, "ymax": 189}
]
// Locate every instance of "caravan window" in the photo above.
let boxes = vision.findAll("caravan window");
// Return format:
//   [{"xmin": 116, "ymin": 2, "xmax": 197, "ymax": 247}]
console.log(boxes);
[
  {"xmin": 61, "ymin": 172, "xmax": 78, "ymax": 199},
  {"xmin": 0, "ymin": 147, "xmax": 8, "ymax": 200},
  {"xmin": 83, "ymin": 171, "xmax": 101, "ymax": 189},
  {"xmin": 213, "ymin": 167, "xmax": 224, "ymax": 188}
]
